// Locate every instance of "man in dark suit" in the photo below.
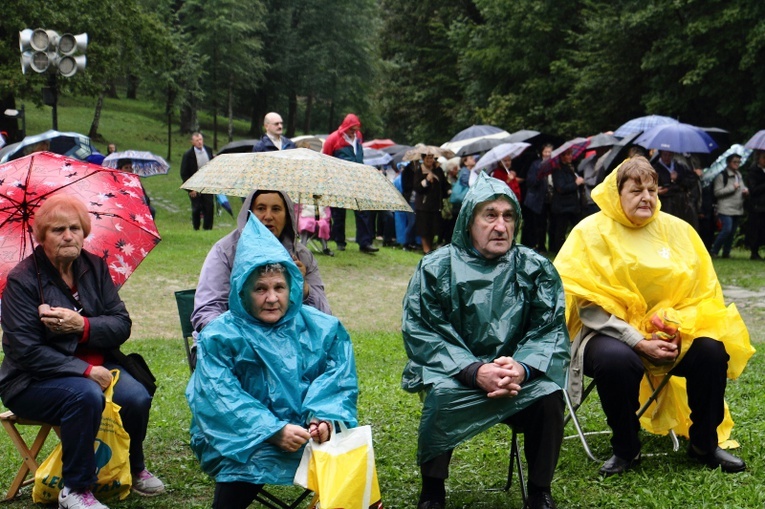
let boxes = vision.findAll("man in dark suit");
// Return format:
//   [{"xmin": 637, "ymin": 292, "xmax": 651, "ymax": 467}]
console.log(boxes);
[
  {"xmin": 180, "ymin": 132, "xmax": 215, "ymax": 230},
  {"xmin": 252, "ymin": 112, "xmax": 297, "ymax": 152}
]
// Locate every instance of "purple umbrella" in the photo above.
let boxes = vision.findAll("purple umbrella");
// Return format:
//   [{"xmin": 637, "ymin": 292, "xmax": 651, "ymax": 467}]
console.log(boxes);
[
  {"xmin": 613, "ymin": 115, "xmax": 678, "ymax": 138},
  {"xmin": 634, "ymin": 123, "xmax": 718, "ymax": 154},
  {"xmin": 744, "ymin": 130, "xmax": 765, "ymax": 150}
]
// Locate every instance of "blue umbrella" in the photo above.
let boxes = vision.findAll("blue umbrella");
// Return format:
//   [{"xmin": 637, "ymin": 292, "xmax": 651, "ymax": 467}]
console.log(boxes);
[
  {"xmin": 634, "ymin": 123, "xmax": 718, "ymax": 154},
  {"xmin": 103, "ymin": 150, "xmax": 170, "ymax": 177},
  {"xmin": 216, "ymin": 194, "xmax": 233, "ymax": 216},
  {"xmin": 449, "ymin": 124, "xmax": 509, "ymax": 142},
  {"xmin": 744, "ymin": 130, "xmax": 765, "ymax": 150},
  {"xmin": 613, "ymin": 115, "xmax": 678, "ymax": 138}
]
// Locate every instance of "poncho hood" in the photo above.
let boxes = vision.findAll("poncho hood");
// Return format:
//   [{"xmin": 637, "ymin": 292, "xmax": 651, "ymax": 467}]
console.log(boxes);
[
  {"xmin": 452, "ymin": 172, "xmax": 522, "ymax": 257},
  {"xmin": 591, "ymin": 162, "xmax": 661, "ymax": 228},
  {"xmin": 229, "ymin": 213, "xmax": 303, "ymax": 326}
]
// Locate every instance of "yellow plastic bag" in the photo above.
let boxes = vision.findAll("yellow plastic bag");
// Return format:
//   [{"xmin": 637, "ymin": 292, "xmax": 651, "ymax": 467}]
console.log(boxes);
[
  {"xmin": 33, "ymin": 370, "xmax": 132, "ymax": 503},
  {"xmin": 295, "ymin": 422, "xmax": 382, "ymax": 509}
]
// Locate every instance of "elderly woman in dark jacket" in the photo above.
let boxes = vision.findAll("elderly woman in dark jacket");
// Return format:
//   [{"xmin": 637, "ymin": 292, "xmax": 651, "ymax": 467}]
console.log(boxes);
[{"xmin": 0, "ymin": 195, "xmax": 163, "ymax": 509}]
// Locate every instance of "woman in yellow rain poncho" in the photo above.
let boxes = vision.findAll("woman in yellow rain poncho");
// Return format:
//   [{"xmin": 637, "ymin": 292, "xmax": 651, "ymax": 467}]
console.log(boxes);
[{"xmin": 554, "ymin": 156, "xmax": 754, "ymax": 477}]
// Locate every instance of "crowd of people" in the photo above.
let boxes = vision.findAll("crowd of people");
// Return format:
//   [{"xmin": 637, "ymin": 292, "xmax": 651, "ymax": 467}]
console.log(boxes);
[{"xmin": 0, "ymin": 115, "xmax": 758, "ymax": 509}]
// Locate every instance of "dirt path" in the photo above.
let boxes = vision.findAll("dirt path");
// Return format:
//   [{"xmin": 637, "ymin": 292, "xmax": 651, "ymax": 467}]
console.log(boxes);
[{"xmin": 722, "ymin": 286, "xmax": 765, "ymax": 342}]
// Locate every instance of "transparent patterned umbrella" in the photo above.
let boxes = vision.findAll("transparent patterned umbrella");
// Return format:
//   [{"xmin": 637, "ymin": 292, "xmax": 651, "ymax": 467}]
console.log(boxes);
[
  {"xmin": 181, "ymin": 148, "xmax": 411, "ymax": 212},
  {"xmin": 102, "ymin": 150, "xmax": 170, "ymax": 177}
]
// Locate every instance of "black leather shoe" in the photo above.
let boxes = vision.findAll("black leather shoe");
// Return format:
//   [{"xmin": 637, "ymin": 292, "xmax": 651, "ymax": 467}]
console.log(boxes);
[
  {"xmin": 360, "ymin": 245, "xmax": 379, "ymax": 253},
  {"xmin": 322, "ymin": 248, "xmax": 334, "ymax": 257},
  {"xmin": 417, "ymin": 502, "xmax": 444, "ymax": 509},
  {"xmin": 688, "ymin": 445, "xmax": 746, "ymax": 473},
  {"xmin": 599, "ymin": 453, "xmax": 641, "ymax": 477},
  {"xmin": 527, "ymin": 491, "xmax": 558, "ymax": 509}
]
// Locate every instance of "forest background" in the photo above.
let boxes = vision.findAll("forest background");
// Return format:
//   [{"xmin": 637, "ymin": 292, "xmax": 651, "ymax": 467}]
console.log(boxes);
[{"xmin": 3, "ymin": 0, "xmax": 765, "ymax": 150}]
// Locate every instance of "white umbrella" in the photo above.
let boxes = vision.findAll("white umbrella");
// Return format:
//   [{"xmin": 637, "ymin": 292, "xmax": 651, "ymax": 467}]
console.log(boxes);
[{"xmin": 473, "ymin": 142, "xmax": 532, "ymax": 172}]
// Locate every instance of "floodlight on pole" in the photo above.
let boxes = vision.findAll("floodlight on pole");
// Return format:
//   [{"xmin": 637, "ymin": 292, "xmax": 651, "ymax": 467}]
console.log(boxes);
[{"xmin": 18, "ymin": 27, "xmax": 88, "ymax": 129}]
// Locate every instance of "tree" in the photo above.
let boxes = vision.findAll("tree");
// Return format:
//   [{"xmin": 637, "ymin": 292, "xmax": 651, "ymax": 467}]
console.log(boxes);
[{"xmin": 180, "ymin": 0, "xmax": 266, "ymax": 147}]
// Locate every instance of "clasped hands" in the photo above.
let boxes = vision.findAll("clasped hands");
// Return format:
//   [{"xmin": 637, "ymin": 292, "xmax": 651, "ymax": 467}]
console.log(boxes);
[
  {"xmin": 476, "ymin": 356, "xmax": 526, "ymax": 399},
  {"xmin": 268, "ymin": 419, "xmax": 332, "ymax": 453},
  {"xmin": 635, "ymin": 334, "xmax": 680, "ymax": 366}
]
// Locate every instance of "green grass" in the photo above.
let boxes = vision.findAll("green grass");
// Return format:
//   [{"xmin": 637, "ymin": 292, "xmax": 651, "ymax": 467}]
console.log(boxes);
[{"xmin": 1, "ymin": 97, "xmax": 764, "ymax": 508}]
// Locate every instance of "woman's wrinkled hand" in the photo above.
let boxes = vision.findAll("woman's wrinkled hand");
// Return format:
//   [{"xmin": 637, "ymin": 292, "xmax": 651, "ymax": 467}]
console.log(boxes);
[
  {"xmin": 88, "ymin": 366, "xmax": 113, "ymax": 391},
  {"xmin": 635, "ymin": 338, "xmax": 679, "ymax": 365},
  {"xmin": 308, "ymin": 419, "xmax": 332, "ymax": 444},
  {"xmin": 39, "ymin": 305, "xmax": 85, "ymax": 335},
  {"xmin": 268, "ymin": 424, "xmax": 310, "ymax": 452}
]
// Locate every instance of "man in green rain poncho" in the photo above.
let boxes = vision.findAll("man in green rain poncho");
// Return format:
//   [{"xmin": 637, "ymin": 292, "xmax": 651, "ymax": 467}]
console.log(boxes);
[{"xmin": 402, "ymin": 172, "xmax": 571, "ymax": 509}]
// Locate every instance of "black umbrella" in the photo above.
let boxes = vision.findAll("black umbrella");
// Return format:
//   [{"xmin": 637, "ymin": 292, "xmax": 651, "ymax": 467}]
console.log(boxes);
[
  {"xmin": 455, "ymin": 136, "xmax": 513, "ymax": 156},
  {"xmin": 0, "ymin": 130, "xmax": 94, "ymax": 162},
  {"xmin": 600, "ymin": 132, "xmax": 641, "ymax": 176},
  {"xmin": 217, "ymin": 139, "xmax": 258, "ymax": 156},
  {"xmin": 381, "ymin": 143, "xmax": 412, "ymax": 155}
]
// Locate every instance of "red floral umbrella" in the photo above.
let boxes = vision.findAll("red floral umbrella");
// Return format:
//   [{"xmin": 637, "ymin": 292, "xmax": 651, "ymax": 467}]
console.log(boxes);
[{"xmin": 0, "ymin": 152, "xmax": 161, "ymax": 294}]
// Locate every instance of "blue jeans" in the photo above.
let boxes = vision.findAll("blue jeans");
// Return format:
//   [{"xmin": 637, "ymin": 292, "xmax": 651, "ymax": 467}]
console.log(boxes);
[
  {"xmin": 5, "ymin": 362, "xmax": 152, "ymax": 491},
  {"xmin": 711, "ymin": 214, "xmax": 740, "ymax": 257}
]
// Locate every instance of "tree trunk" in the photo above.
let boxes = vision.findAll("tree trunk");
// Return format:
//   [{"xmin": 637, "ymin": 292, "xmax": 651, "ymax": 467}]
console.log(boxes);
[
  {"xmin": 328, "ymin": 98, "xmax": 336, "ymax": 133},
  {"xmin": 106, "ymin": 81, "xmax": 118, "ymax": 99},
  {"xmin": 180, "ymin": 104, "xmax": 198, "ymax": 134},
  {"xmin": 166, "ymin": 84, "xmax": 175, "ymax": 162},
  {"xmin": 250, "ymin": 89, "xmax": 267, "ymax": 136},
  {"xmin": 126, "ymin": 75, "xmax": 140, "ymax": 99},
  {"xmin": 227, "ymin": 78, "xmax": 234, "ymax": 143},
  {"xmin": 88, "ymin": 89, "xmax": 105, "ymax": 140},
  {"xmin": 303, "ymin": 93, "xmax": 314, "ymax": 134},
  {"xmin": 287, "ymin": 90, "xmax": 297, "ymax": 138}
]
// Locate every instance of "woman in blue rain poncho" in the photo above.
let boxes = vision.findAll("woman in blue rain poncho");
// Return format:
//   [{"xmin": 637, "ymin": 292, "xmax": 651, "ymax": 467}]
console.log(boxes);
[{"xmin": 186, "ymin": 214, "xmax": 358, "ymax": 509}]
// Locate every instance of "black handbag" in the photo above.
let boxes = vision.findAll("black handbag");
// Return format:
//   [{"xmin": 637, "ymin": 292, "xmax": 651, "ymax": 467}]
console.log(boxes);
[{"xmin": 108, "ymin": 349, "xmax": 157, "ymax": 396}]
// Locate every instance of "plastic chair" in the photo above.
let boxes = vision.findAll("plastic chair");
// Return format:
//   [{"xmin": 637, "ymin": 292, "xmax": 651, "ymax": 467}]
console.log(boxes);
[
  {"xmin": 0, "ymin": 410, "xmax": 61, "ymax": 500},
  {"xmin": 563, "ymin": 372, "xmax": 679, "ymax": 462},
  {"xmin": 174, "ymin": 289, "xmax": 197, "ymax": 373},
  {"xmin": 173, "ymin": 289, "xmax": 312, "ymax": 508}
]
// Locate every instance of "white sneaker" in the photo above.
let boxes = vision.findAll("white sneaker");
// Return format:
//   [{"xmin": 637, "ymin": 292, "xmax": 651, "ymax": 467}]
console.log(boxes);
[
  {"xmin": 58, "ymin": 488, "xmax": 109, "ymax": 509},
  {"xmin": 132, "ymin": 468, "xmax": 166, "ymax": 496}
]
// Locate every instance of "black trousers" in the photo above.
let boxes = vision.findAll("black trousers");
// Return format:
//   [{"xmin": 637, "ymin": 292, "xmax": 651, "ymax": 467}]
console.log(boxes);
[
  {"xmin": 748, "ymin": 210, "xmax": 765, "ymax": 256},
  {"xmin": 213, "ymin": 482, "xmax": 264, "ymax": 509},
  {"xmin": 583, "ymin": 335, "xmax": 728, "ymax": 460},
  {"xmin": 421, "ymin": 391, "xmax": 564, "ymax": 491},
  {"xmin": 190, "ymin": 193, "xmax": 214, "ymax": 230}
]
